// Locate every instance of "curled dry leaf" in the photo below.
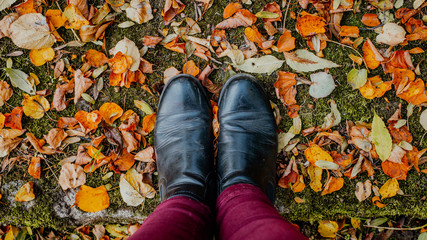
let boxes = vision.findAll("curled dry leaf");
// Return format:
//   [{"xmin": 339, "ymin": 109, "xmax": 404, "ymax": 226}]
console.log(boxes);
[
  {"xmin": 274, "ymin": 71, "xmax": 299, "ymax": 118},
  {"xmin": 74, "ymin": 185, "xmax": 110, "ymax": 212},
  {"xmin": 296, "ymin": 12, "xmax": 326, "ymax": 38},
  {"xmin": 359, "ymin": 76, "xmax": 392, "ymax": 99},
  {"xmin": 355, "ymin": 180, "xmax": 372, "ymax": 202},
  {"xmin": 182, "ymin": 60, "xmax": 200, "ymax": 77},
  {"xmin": 376, "ymin": 23, "xmax": 406, "ymax": 46},
  {"xmin": 135, "ymin": 146, "xmax": 154, "ymax": 162},
  {"xmin": 67, "ymin": 0, "xmax": 89, "ymax": 19},
  {"xmin": 121, "ymin": 130, "xmax": 140, "ymax": 153},
  {"xmin": 29, "ymin": 47, "xmax": 55, "ymax": 66},
  {"xmin": 216, "ymin": 9, "xmax": 256, "ymax": 29},
  {"xmin": 161, "ymin": 0, "xmax": 185, "ymax": 25},
  {"xmin": 75, "ymin": 110, "xmax": 102, "ymax": 134},
  {"xmin": 85, "ymin": 49, "xmax": 108, "ymax": 67},
  {"xmin": 26, "ymin": 132, "xmax": 59, "ymax": 155},
  {"xmin": 58, "ymin": 163, "xmax": 86, "ymax": 190},
  {"xmin": 28, "ymin": 157, "xmax": 41, "ymax": 179},
  {"xmin": 284, "ymin": 49, "xmax": 339, "ymax": 72},
  {"xmin": 120, "ymin": 168, "xmax": 155, "ymax": 206},
  {"xmin": 372, "ymin": 196, "xmax": 387, "ymax": 208},
  {"xmin": 111, "ymin": 37, "xmax": 140, "ymax": 71},
  {"xmin": 15, "ymin": 182, "xmax": 35, "ymax": 202},
  {"xmin": 45, "ymin": 128, "xmax": 68, "ymax": 149},
  {"xmin": 45, "ymin": 9, "xmax": 67, "ymax": 28},
  {"xmin": 74, "ymin": 69, "xmax": 93, "ymax": 104},
  {"xmin": 99, "ymin": 102, "xmax": 123, "ymax": 125},
  {"xmin": 126, "ymin": 0, "xmax": 153, "ymax": 24},
  {"xmin": 9, "ymin": 13, "xmax": 56, "ymax": 50},
  {"xmin": 22, "ymin": 94, "xmax": 50, "ymax": 119},
  {"xmin": 52, "ymin": 80, "xmax": 74, "ymax": 111},
  {"xmin": 0, "ymin": 80, "xmax": 12, "ymax": 107}
]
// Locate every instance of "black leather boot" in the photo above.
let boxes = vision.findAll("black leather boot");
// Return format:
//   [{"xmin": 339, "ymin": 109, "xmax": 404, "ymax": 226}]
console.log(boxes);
[
  {"xmin": 154, "ymin": 74, "xmax": 215, "ymax": 206},
  {"xmin": 217, "ymin": 74, "xmax": 278, "ymax": 203}
]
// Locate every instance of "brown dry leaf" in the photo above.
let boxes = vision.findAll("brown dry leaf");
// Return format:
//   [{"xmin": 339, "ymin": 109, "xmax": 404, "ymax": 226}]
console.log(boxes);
[
  {"xmin": 349, "ymin": 54, "xmax": 363, "ymax": 65},
  {"xmin": 106, "ymin": 0, "xmax": 124, "ymax": 7},
  {"xmin": 0, "ymin": 13, "xmax": 19, "ymax": 39},
  {"xmin": 51, "ymin": 80, "xmax": 74, "ymax": 111},
  {"xmin": 161, "ymin": 0, "xmax": 185, "ymax": 25},
  {"xmin": 121, "ymin": 130, "xmax": 140, "ymax": 153},
  {"xmin": 74, "ymin": 185, "xmax": 110, "ymax": 212},
  {"xmin": 379, "ymin": 178, "xmax": 399, "ymax": 200},
  {"xmin": 85, "ymin": 49, "xmax": 108, "ymax": 67},
  {"xmin": 142, "ymin": 113, "xmax": 156, "ymax": 133},
  {"xmin": 264, "ymin": 21, "xmax": 277, "ymax": 36},
  {"xmin": 355, "ymin": 180, "xmax": 372, "ymax": 202},
  {"xmin": 58, "ymin": 162, "xmax": 86, "ymax": 190},
  {"xmin": 135, "ymin": 146, "xmax": 154, "ymax": 162},
  {"xmin": 296, "ymin": 12, "xmax": 326, "ymax": 38},
  {"xmin": 68, "ymin": 0, "xmax": 89, "ymax": 18},
  {"xmin": 45, "ymin": 9, "xmax": 67, "ymax": 28},
  {"xmin": 361, "ymin": 13, "xmax": 380, "ymax": 27},
  {"xmin": 0, "ymin": 80, "xmax": 12, "ymax": 107},
  {"xmin": 0, "ymin": 137, "xmax": 22, "ymax": 157},
  {"xmin": 216, "ymin": 9, "xmax": 257, "ymax": 29},
  {"xmin": 277, "ymin": 30, "xmax": 295, "ymax": 52},
  {"xmin": 223, "ymin": 2, "xmax": 242, "ymax": 18},
  {"xmin": 384, "ymin": 50, "xmax": 414, "ymax": 73},
  {"xmin": 182, "ymin": 60, "xmax": 200, "ymax": 77},
  {"xmin": 0, "ymin": 129, "xmax": 26, "ymax": 139},
  {"xmin": 119, "ymin": 110, "xmax": 140, "ymax": 131},
  {"xmin": 372, "ymin": 196, "xmax": 387, "ymax": 208},
  {"xmin": 143, "ymin": 36, "xmax": 163, "ymax": 47},
  {"xmin": 126, "ymin": 0, "xmax": 153, "ymax": 24},
  {"xmin": 163, "ymin": 67, "xmax": 181, "ymax": 84},
  {"xmin": 359, "ymin": 76, "xmax": 392, "ymax": 99},
  {"xmin": 22, "ymin": 94, "xmax": 50, "ymax": 119},
  {"xmin": 274, "ymin": 71, "xmax": 299, "ymax": 118},
  {"xmin": 349, "ymin": 126, "xmax": 372, "ymax": 152},
  {"xmin": 28, "ymin": 156, "xmax": 41, "ymax": 179},
  {"xmin": 74, "ymin": 69, "xmax": 93, "ymax": 104},
  {"xmin": 99, "ymin": 102, "xmax": 123, "ymax": 125},
  {"xmin": 63, "ymin": 4, "xmax": 89, "ymax": 30},
  {"xmin": 26, "ymin": 132, "xmax": 59, "ymax": 155},
  {"xmin": 321, "ymin": 177, "xmax": 344, "ymax": 196},
  {"xmin": 382, "ymin": 156, "xmax": 409, "ymax": 180},
  {"xmin": 0, "ymin": 113, "xmax": 4, "ymax": 129},
  {"xmin": 75, "ymin": 110, "xmax": 102, "ymax": 134},
  {"xmin": 406, "ymin": 26, "xmax": 427, "ymax": 41},
  {"xmin": 4, "ymin": 107, "xmax": 23, "ymax": 130},
  {"xmin": 45, "ymin": 128, "xmax": 68, "ymax": 149},
  {"xmin": 57, "ymin": 117, "xmax": 79, "ymax": 129},
  {"xmin": 307, "ymin": 165, "xmax": 322, "ymax": 192},
  {"xmin": 15, "ymin": 182, "xmax": 35, "ymax": 202},
  {"xmin": 363, "ymin": 38, "xmax": 384, "ymax": 69},
  {"xmin": 29, "ymin": 47, "xmax": 55, "ymax": 66},
  {"xmin": 376, "ymin": 23, "xmax": 406, "ymax": 46},
  {"xmin": 406, "ymin": 147, "xmax": 426, "ymax": 172}
]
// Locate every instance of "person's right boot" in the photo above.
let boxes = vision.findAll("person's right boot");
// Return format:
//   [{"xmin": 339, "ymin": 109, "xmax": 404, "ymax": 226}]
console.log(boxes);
[{"xmin": 217, "ymin": 74, "xmax": 278, "ymax": 203}]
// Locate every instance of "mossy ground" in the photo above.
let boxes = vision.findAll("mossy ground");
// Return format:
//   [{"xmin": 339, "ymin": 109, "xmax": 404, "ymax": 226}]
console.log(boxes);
[{"xmin": 0, "ymin": 0, "xmax": 427, "ymax": 237}]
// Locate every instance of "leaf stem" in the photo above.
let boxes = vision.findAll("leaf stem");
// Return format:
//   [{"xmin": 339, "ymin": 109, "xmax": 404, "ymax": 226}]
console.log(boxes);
[{"xmin": 364, "ymin": 223, "xmax": 427, "ymax": 231}]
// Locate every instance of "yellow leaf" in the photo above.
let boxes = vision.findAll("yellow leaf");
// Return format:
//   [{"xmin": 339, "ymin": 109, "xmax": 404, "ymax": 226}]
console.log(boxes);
[
  {"xmin": 15, "ymin": 182, "xmax": 35, "ymax": 202},
  {"xmin": 304, "ymin": 143, "xmax": 334, "ymax": 165},
  {"xmin": 321, "ymin": 177, "xmax": 344, "ymax": 196},
  {"xmin": 22, "ymin": 94, "xmax": 50, "ymax": 119},
  {"xmin": 307, "ymin": 165, "xmax": 322, "ymax": 192},
  {"xmin": 5, "ymin": 226, "xmax": 19, "ymax": 240},
  {"xmin": 351, "ymin": 218, "xmax": 361, "ymax": 230},
  {"xmin": 63, "ymin": 4, "xmax": 89, "ymax": 30},
  {"xmin": 294, "ymin": 197, "xmax": 305, "ymax": 203},
  {"xmin": 29, "ymin": 47, "xmax": 55, "ymax": 66},
  {"xmin": 318, "ymin": 220, "xmax": 339, "ymax": 238},
  {"xmin": 74, "ymin": 185, "xmax": 110, "ymax": 212},
  {"xmin": 379, "ymin": 178, "xmax": 399, "ymax": 200}
]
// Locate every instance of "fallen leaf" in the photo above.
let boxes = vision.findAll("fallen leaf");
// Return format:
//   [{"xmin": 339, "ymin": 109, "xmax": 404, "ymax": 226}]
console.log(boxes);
[
  {"xmin": 379, "ymin": 178, "xmax": 399, "ymax": 199},
  {"xmin": 371, "ymin": 113, "xmax": 393, "ymax": 161},
  {"xmin": 106, "ymin": 0, "xmax": 124, "ymax": 7},
  {"xmin": 414, "ymin": 0, "xmax": 427, "ymax": 8},
  {"xmin": 420, "ymin": 109, "xmax": 427, "ymax": 131},
  {"xmin": 62, "ymin": 4, "xmax": 89, "ymax": 30},
  {"xmin": 134, "ymin": 100, "xmax": 153, "ymax": 115},
  {"xmin": 318, "ymin": 220, "xmax": 339, "ymax": 238},
  {"xmin": 135, "ymin": 146, "xmax": 154, "ymax": 162},
  {"xmin": 359, "ymin": 76, "xmax": 392, "ymax": 99},
  {"xmin": 9, "ymin": 13, "xmax": 55, "ymax": 49},
  {"xmin": 321, "ymin": 177, "xmax": 344, "ymax": 195},
  {"xmin": 74, "ymin": 69, "xmax": 93, "ymax": 104},
  {"xmin": 22, "ymin": 94, "xmax": 50, "ymax": 119},
  {"xmin": 75, "ymin": 110, "xmax": 102, "ymax": 134},
  {"xmin": 0, "ymin": 0, "xmax": 17, "ymax": 11},
  {"xmin": 236, "ymin": 55, "xmax": 284, "ymax": 75},
  {"xmin": 396, "ymin": 78, "xmax": 427, "ymax": 105},
  {"xmin": 223, "ymin": 2, "xmax": 242, "ymax": 18},
  {"xmin": 99, "ymin": 102, "xmax": 123, "ymax": 125},
  {"xmin": 339, "ymin": 26, "xmax": 360, "ymax": 38},
  {"xmin": 45, "ymin": 9, "xmax": 67, "ymax": 28},
  {"xmin": 349, "ymin": 126, "xmax": 372, "ymax": 152},
  {"xmin": 58, "ymin": 163, "xmax": 86, "ymax": 190},
  {"xmin": 382, "ymin": 156, "xmax": 409, "ymax": 180},
  {"xmin": 4, "ymin": 107, "xmax": 23, "ymax": 130},
  {"xmin": 372, "ymin": 196, "xmax": 387, "ymax": 208},
  {"xmin": 355, "ymin": 180, "xmax": 372, "ymax": 202},
  {"xmin": 121, "ymin": 131, "xmax": 140, "ymax": 153},
  {"xmin": 74, "ymin": 185, "xmax": 110, "ymax": 212},
  {"xmin": 0, "ymin": 137, "xmax": 22, "ymax": 157},
  {"xmin": 244, "ymin": 25, "xmax": 264, "ymax": 44},
  {"xmin": 0, "ymin": 129, "xmax": 25, "ymax": 139},
  {"xmin": 216, "ymin": 9, "xmax": 256, "ymax": 29},
  {"xmin": 161, "ymin": 0, "xmax": 185, "ymax": 24},
  {"xmin": 28, "ymin": 157, "xmax": 41, "ymax": 179},
  {"xmin": 29, "ymin": 48, "xmax": 55, "ymax": 66},
  {"xmin": 142, "ymin": 113, "xmax": 156, "ymax": 133},
  {"xmin": 309, "ymin": 72, "xmax": 335, "ymax": 98},
  {"xmin": 0, "ymin": 80, "xmax": 12, "ymax": 107},
  {"xmin": 143, "ymin": 36, "xmax": 163, "ymax": 47},
  {"xmin": 120, "ymin": 168, "xmax": 155, "ymax": 206},
  {"xmin": 260, "ymin": 2, "xmax": 281, "ymax": 22},
  {"xmin": 305, "ymin": 143, "xmax": 334, "ymax": 165},
  {"xmin": 125, "ymin": 0, "xmax": 153, "ymax": 24},
  {"xmin": 163, "ymin": 67, "xmax": 181, "ymax": 84},
  {"xmin": 51, "ymin": 80, "xmax": 74, "ymax": 111},
  {"xmin": 111, "ymin": 37, "xmax": 140, "ymax": 71},
  {"xmin": 182, "ymin": 60, "xmax": 200, "ymax": 77},
  {"xmin": 296, "ymin": 12, "xmax": 326, "ymax": 37},
  {"xmin": 15, "ymin": 182, "xmax": 35, "ymax": 202},
  {"xmin": 5, "ymin": 68, "xmax": 36, "ymax": 95},
  {"xmin": 85, "ymin": 49, "xmax": 108, "ymax": 67},
  {"xmin": 274, "ymin": 71, "xmax": 299, "ymax": 118},
  {"xmin": 45, "ymin": 128, "xmax": 67, "ymax": 149},
  {"xmin": 26, "ymin": 132, "xmax": 59, "ymax": 155},
  {"xmin": 284, "ymin": 49, "xmax": 339, "ymax": 72},
  {"xmin": 277, "ymin": 30, "xmax": 295, "ymax": 52},
  {"xmin": 361, "ymin": 13, "xmax": 381, "ymax": 27},
  {"xmin": 321, "ymin": 101, "xmax": 341, "ymax": 130},
  {"xmin": 307, "ymin": 165, "xmax": 322, "ymax": 192},
  {"xmin": 376, "ymin": 23, "xmax": 406, "ymax": 46},
  {"xmin": 363, "ymin": 38, "xmax": 384, "ymax": 69},
  {"xmin": 292, "ymin": 175, "xmax": 305, "ymax": 193}
]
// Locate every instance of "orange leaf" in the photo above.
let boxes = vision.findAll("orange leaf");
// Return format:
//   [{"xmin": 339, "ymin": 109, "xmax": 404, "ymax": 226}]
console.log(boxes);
[
  {"xmin": 406, "ymin": 147, "xmax": 426, "ymax": 172},
  {"xmin": 15, "ymin": 182, "xmax": 35, "ymax": 202},
  {"xmin": 22, "ymin": 94, "xmax": 50, "ymax": 119},
  {"xmin": 45, "ymin": 128, "xmax": 67, "ymax": 149},
  {"xmin": 111, "ymin": 149, "xmax": 135, "ymax": 172},
  {"xmin": 359, "ymin": 76, "xmax": 392, "ymax": 99},
  {"xmin": 408, "ymin": 47, "xmax": 424, "ymax": 54},
  {"xmin": 396, "ymin": 78, "xmax": 427, "ymax": 105},
  {"xmin": 106, "ymin": 0, "xmax": 124, "ymax": 7},
  {"xmin": 274, "ymin": 71, "xmax": 299, "ymax": 118},
  {"xmin": 74, "ymin": 185, "xmax": 110, "ymax": 212},
  {"xmin": 406, "ymin": 26, "xmax": 427, "ymax": 41},
  {"xmin": 143, "ymin": 36, "xmax": 163, "ymax": 47},
  {"xmin": 321, "ymin": 177, "xmax": 344, "ymax": 196},
  {"xmin": 14, "ymin": 0, "xmax": 36, "ymax": 15},
  {"xmin": 75, "ymin": 110, "xmax": 102, "ymax": 134},
  {"xmin": 262, "ymin": 2, "xmax": 282, "ymax": 22},
  {"xmin": 382, "ymin": 156, "xmax": 409, "ymax": 180},
  {"xmin": 223, "ymin": 2, "xmax": 242, "ymax": 18},
  {"xmin": 85, "ymin": 49, "xmax": 108, "ymax": 67},
  {"xmin": 182, "ymin": 60, "xmax": 200, "ymax": 77},
  {"xmin": 363, "ymin": 38, "xmax": 384, "ymax": 69},
  {"xmin": 244, "ymin": 25, "xmax": 264, "ymax": 44},
  {"xmin": 29, "ymin": 47, "xmax": 55, "ymax": 66},
  {"xmin": 27, "ymin": 132, "xmax": 59, "ymax": 155},
  {"xmin": 28, "ymin": 157, "xmax": 41, "ymax": 179},
  {"xmin": 348, "ymin": 54, "xmax": 363, "ymax": 65},
  {"xmin": 142, "ymin": 113, "xmax": 156, "ymax": 133},
  {"xmin": 108, "ymin": 52, "xmax": 133, "ymax": 74},
  {"xmin": 388, "ymin": 122, "xmax": 412, "ymax": 144},
  {"xmin": 330, "ymin": 151, "xmax": 353, "ymax": 168},
  {"xmin": 296, "ymin": 12, "xmax": 326, "ymax": 37},
  {"xmin": 4, "ymin": 107, "xmax": 23, "ymax": 130},
  {"xmin": 216, "ymin": 9, "xmax": 256, "ymax": 29},
  {"xmin": 161, "ymin": 0, "xmax": 185, "ymax": 24},
  {"xmin": 164, "ymin": 38, "xmax": 186, "ymax": 53},
  {"xmin": 292, "ymin": 175, "xmax": 305, "ymax": 193},
  {"xmin": 372, "ymin": 196, "xmax": 387, "ymax": 208},
  {"xmin": 74, "ymin": 69, "xmax": 93, "ymax": 104},
  {"xmin": 63, "ymin": 4, "xmax": 90, "ymax": 30},
  {"xmin": 277, "ymin": 30, "xmax": 295, "ymax": 52},
  {"xmin": 99, "ymin": 102, "xmax": 123, "ymax": 125},
  {"xmin": 339, "ymin": 26, "xmax": 360, "ymax": 38},
  {"xmin": 361, "ymin": 13, "xmax": 380, "ymax": 27},
  {"xmin": 45, "ymin": 9, "xmax": 67, "ymax": 28}
]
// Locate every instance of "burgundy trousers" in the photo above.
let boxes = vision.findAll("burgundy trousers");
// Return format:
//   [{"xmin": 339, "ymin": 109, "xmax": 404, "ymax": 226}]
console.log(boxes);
[{"xmin": 129, "ymin": 184, "xmax": 308, "ymax": 240}]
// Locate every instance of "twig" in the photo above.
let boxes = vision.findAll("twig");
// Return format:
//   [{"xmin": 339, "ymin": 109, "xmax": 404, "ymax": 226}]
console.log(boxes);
[
  {"xmin": 326, "ymin": 39, "xmax": 369, "ymax": 71},
  {"xmin": 55, "ymin": 1, "xmax": 81, "ymax": 42},
  {"xmin": 282, "ymin": 0, "xmax": 292, "ymax": 31},
  {"xmin": 364, "ymin": 223, "xmax": 427, "ymax": 231}
]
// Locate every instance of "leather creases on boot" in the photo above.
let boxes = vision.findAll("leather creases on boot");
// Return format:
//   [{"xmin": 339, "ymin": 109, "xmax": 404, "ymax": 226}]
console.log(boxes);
[
  {"xmin": 154, "ymin": 74, "xmax": 216, "ymax": 207},
  {"xmin": 217, "ymin": 74, "xmax": 278, "ymax": 203}
]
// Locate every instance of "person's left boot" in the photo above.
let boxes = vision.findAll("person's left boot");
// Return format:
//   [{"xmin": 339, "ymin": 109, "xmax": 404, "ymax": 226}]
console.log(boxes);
[{"xmin": 154, "ymin": 74, "xmax": 215, "ymax": 206}]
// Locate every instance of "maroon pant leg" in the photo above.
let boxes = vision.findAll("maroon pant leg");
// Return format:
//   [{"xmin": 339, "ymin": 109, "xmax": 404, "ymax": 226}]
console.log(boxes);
[
  {"xmin": 129, "ymin": 196, "xmax": 213, "ymax": 240},
  {"xmin": 216, "ymin": 184, "xmax": 308, "ymax": 240}
]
